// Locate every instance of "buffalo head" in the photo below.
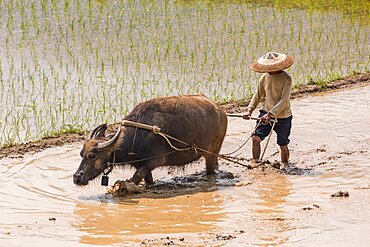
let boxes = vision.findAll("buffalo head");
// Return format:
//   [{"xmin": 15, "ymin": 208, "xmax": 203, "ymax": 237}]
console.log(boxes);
[{"xmin": 73, "ymin": 124, "xmax": 123, "ymax": 186}]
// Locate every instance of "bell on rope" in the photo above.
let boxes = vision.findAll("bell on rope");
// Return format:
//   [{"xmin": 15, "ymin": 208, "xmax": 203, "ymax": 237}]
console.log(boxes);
[{"xmin": 101, "ymin": 175, "xmax": 109, "ymax": 186}]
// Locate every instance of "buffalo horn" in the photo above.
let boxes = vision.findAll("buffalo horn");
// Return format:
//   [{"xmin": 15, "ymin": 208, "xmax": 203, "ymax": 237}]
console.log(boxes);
[
  {"xmin": 97, "ymin": 127, "xmax": 121, "ymax": 149},
  {"xmin": 88, "ymin": 124, "xmax": 107, "ymax": 140}
]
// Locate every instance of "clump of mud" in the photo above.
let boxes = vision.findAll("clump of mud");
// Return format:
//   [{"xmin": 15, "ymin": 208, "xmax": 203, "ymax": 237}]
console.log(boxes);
[
  {"xmin": 302, "ymin": 204, "xmax": 320, "ymax": 210},
  {"xmin": 107, "ymin": 180, "xmax": 144, "ymax": 197},
  {"xmin": 331, "ymin": 191, "xmax": 350, "ymax": 198},
  {"xmin": 279, "ymin": 165, "xmax": 316, "ymax": 175},
  {"xmin": 250, "ymin": 160, "xmax": 315, "ymax": 175},
  {"xmin": 140, "ymin": 230, "xmax": 245, "ymax": 246},
  {"xmin": 216, "ymin": 234, "xmax": 236, "ymax": 240}
]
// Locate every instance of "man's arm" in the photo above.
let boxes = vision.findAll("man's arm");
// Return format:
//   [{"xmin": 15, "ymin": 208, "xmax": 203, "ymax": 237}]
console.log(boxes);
[{"xmin": 243, "ymin": 75, "xmax": 266, "ymax": 120}]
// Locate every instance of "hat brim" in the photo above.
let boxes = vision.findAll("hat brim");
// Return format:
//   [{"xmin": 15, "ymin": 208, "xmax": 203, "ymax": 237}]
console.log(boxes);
[{"xmin": 251, "ymin": 55, "xmax": 294, "ymax": 73}]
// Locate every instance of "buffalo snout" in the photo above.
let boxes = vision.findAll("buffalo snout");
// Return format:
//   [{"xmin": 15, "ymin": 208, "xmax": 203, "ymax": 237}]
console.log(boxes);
[{"xmin": 73, "ymin": 170, "xmax": 88, "ymax": 185}]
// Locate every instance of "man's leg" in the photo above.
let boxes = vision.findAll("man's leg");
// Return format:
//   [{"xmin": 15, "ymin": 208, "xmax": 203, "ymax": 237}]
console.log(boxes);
[
  {"xmin": 252, "ymin": 135, "xmax": 262, "ymax": 161},
  {"xmin": 279, "ymin": 145, "xmax": 289, "ymax": 162},
  {"xmin": 251, "ymin": 110, "xmax": 271, "ymax": 162},
  {"xmin": 274, "ymin": 115, "xmax": 293, "ymax": 164}
]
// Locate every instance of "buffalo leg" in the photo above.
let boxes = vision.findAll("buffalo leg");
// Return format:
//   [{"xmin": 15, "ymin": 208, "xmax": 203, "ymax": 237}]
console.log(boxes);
[
  {"xmin": 131, "ymin": 159, "xmax": 162, "ymax": 185},
  {"xmin": 131, "ymin": 167, "xmax": 149, "ymax": 185},
  {"xmin": 205, "ymin": 139, "xmax": 223, "ymax": 175},
  {"xmin": 131, "ymin": 170, "xmax": 153, "ymax": 185},
  {"xmin": 144, "ymin": 172, "xmax": 154, "ymax": 185},
  {"xmin": 205, "ymin": 154, "xmax": 218, "ymax": 175}
]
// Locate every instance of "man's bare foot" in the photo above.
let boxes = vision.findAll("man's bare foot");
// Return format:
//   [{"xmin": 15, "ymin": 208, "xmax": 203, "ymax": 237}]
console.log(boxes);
[{"xmin": 251, "ymin": 159, "xmax": 262, "ymax": 164}]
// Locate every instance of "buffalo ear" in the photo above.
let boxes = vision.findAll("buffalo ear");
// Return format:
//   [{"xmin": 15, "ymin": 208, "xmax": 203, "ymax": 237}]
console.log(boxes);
[{"xmin": 88, "ymin": 124, "xmax": 107, "ymax": 140}]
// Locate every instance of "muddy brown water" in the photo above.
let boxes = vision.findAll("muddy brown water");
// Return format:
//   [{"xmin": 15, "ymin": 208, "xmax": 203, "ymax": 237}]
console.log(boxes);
[{"xmin": 1, "ymin": 86, "xmax": 370, "ymax": 246}]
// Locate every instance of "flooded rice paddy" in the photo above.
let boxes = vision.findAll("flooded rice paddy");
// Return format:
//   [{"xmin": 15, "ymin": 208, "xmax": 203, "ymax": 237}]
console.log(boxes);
[
  {"xmin": 1, "ymin": 85, "xmax": 369, "ymax": 246},
  {"xmin": 0, "ymin": 0, "xmax": 369, "ymax": 146}
]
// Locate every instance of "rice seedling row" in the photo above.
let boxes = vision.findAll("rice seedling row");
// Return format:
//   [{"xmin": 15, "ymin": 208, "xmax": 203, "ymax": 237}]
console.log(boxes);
[{"xmin": 0, "ymin": 0, "xmax": 369, "ymax": 146}]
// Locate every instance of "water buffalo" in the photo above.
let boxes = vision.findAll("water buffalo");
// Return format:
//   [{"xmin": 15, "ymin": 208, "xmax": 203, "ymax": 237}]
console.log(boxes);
[{"xmin": 73, "ymin": 94, "xmax": 227, "ymax": 186}]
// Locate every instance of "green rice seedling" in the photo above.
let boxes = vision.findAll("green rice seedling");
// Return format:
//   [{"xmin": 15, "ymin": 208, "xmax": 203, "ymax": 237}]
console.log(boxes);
[{"xmin": 0, "ymin": 0, "xmax": 369, "ymax": 146}]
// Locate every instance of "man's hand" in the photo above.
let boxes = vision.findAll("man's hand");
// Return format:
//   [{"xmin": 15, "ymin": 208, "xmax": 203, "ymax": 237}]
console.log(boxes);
[
  {"xmin": 261, "ymin": 112, "xmax": 273, "ymax": 122},
  {"xmin": 242, "ymin": 110, "xmax": 252, "ymax": 120}
]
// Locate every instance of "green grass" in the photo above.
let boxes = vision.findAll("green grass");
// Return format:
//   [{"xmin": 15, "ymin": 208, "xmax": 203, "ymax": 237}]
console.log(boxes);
[{"xmin": 0, "ymin": 0, "xmax": 369, "ymax": 147}]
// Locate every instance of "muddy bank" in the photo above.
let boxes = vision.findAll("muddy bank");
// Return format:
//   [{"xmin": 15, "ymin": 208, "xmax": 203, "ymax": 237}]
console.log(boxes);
[
  {"xmin": 0, "ymin": 133, "xmax": 85, "ymax": 159},
  {"xmin": 1, "ymin": 72, "xmax": 369, "ymax": 159}
]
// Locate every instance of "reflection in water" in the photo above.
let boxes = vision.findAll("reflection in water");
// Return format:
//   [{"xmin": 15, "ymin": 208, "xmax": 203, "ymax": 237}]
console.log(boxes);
[
  {"xmin": 73, "ymin": 192, "xmax": 224, "ymax": 245},
  {"xmin": 253, "ymin": 172, "xmax": 292, "ymax": 246}
]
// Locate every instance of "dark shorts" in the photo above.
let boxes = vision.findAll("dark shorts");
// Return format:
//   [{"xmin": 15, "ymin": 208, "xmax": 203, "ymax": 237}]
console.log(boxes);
[{"xmin": 253, "ymin": 110, "xmax": 293, "ymax": 146}]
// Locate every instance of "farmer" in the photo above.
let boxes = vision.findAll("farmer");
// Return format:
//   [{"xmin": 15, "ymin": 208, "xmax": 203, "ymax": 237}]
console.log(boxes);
[{"xmin": 243, "ymin": 52, "xmax": 294, "ymax": 165}]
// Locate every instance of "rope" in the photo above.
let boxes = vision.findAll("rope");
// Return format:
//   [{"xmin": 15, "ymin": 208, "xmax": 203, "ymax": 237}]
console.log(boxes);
[
  {"xmin": 118, "ymin": 119, "xmax": 276, "ymax": 169},
  {"xmin": 222, "ymin": 119, "xmax": 263, "ymax": 156},
  {"xmin": 157, "ymin": 132, "xmax": 194, "ymax": 152},
  {"xmin": 120, "ymin": 120, "xmax": 254, "ymax": 168},
  {"xmin": 259, "ymin": 118, "xmax": 277, "ymax": 161},
  {"xmin": 98, "ymin": 118, "xmax": 278, "ymax": 187},
  {"xmin": 106, "ymin": 150, "xmax": 178, "ymax": 167}
]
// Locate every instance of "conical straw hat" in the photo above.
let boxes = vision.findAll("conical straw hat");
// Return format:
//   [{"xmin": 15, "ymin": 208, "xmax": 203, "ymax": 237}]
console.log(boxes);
[{"xmin": 251, "ymin": 52, "xmax": 294, "ymax": 73}]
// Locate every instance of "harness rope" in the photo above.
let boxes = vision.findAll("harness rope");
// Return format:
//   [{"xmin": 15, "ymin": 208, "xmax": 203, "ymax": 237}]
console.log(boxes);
[
  {"xmin": 121, "ymin": 119, "xmax": 277, "ymax": 168},
  {"xmin": 259, "ymin": 118, "xmax": 277, "ymax": 161},
  {"xmin": 101, "ymin": 117, "xmax": 278, "ymax": 182},
  {"xmin": 225, "ymin": 114, "xmax": 278, "ymax": 161},
  {"xmin": 221, "ymin": 119, "xmax": 263, "ymax": 156}
]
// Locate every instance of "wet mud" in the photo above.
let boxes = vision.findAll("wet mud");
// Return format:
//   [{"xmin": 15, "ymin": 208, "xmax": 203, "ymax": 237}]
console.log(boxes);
[
  {"xmin": 1, "ymin": 83, "xmax": 370, "ymax": 246},
  {"xmin": 107, "ymin": 170, "xmax": 239, "ymax": 197}
]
